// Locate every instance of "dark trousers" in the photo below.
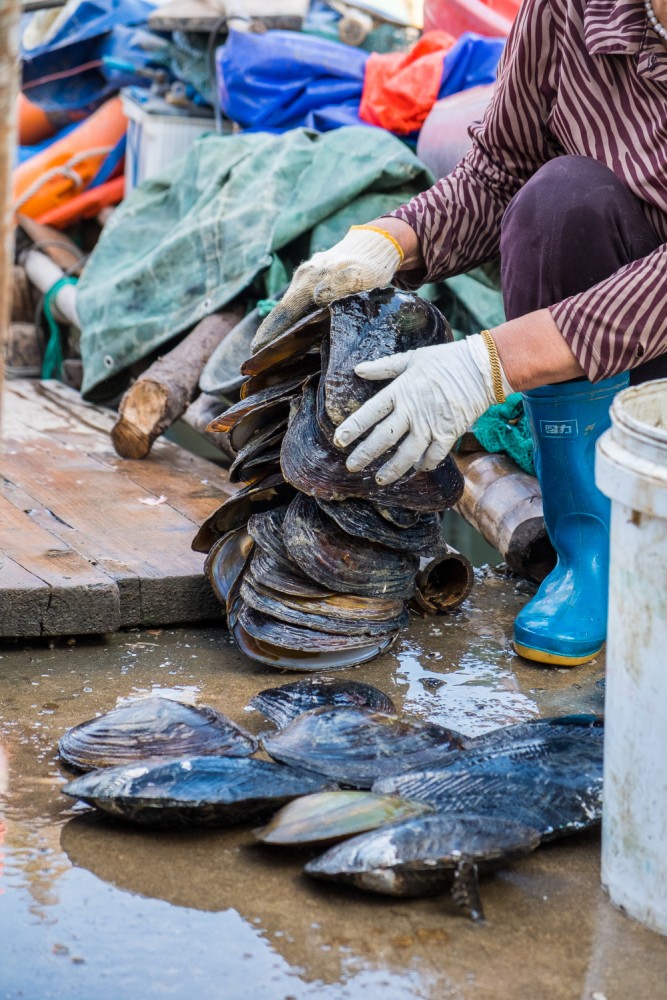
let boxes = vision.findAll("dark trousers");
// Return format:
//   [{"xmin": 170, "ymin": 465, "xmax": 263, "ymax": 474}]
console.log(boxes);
[{"xmin": 499, "ymin": 154, "xmax": 666, "ymax": 384}]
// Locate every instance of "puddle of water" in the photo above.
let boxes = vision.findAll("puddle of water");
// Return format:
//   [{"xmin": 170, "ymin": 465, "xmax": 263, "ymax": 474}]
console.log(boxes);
[{"xmin": 1, "ymin": 577, "xmax": 665, "ymax": 999}]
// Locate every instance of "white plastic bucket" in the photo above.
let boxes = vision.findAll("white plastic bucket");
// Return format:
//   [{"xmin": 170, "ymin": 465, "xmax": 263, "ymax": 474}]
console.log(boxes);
[{"xmin": 595, "ymin": 378, "xmax": 667, "ymax": 935}]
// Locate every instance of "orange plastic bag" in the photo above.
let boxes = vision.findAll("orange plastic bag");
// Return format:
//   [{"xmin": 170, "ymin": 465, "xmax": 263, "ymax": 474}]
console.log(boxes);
[
  {"xmin": 13, "ymin": 97, "xmax": 126, "ymax": 219},
  {"xmin": 359, "ymin": 31, "xmax": 456, "ymax": 135}
]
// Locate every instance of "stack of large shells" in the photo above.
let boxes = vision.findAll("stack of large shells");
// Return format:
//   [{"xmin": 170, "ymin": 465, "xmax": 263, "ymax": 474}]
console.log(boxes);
[{"xmin": 192, "ymin": 288, "xmax": 465, "ymax": 670}]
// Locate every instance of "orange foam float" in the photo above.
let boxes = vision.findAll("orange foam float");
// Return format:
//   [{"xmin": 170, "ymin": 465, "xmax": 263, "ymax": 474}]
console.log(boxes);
[{"xmin": 13, "ymin": 96, "xmax": 127, "ymax": 219}]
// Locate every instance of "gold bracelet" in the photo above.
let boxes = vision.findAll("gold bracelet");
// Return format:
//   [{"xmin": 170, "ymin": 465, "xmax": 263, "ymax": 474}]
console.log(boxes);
[
  {"xmin": 481, "ymin": 329, "xmax": 507, "ymax": 404},
  {"xmin": 350, "ymin": 224, "xmax": 405, "ymax": 263}
]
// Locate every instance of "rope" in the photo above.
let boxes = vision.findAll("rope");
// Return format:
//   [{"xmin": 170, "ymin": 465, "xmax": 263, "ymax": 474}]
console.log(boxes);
[
  {"xmin": 14, "ymin": 146, "xmax": 114, "ymax": 211},
  {"xmin": 41, "ymin": 276, "xmax": 78, "ymax": 380}
]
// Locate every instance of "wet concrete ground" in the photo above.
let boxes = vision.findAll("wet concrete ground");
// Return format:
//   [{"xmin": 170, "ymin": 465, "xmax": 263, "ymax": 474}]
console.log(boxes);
[{"xmin": 2, "ymin": 568, "xmax": 667, "ymax": 999}]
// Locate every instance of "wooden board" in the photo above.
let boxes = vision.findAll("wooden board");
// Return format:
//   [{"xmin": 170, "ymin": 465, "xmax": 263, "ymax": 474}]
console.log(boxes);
[{"xmin": 0, "ymin": 380, "xmax": 236, "ymax": 637}]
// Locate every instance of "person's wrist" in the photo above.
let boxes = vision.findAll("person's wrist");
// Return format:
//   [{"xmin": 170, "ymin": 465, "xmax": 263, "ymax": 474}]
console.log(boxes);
[{"xmin": 372, "ymin": 217, "xmax": 423, "ymax": 271}]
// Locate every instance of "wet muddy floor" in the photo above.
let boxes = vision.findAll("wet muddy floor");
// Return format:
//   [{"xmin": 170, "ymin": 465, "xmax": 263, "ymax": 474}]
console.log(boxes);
[{"xmin": 2, "ymin": 568, "xmax": 667, "ymax": 999}]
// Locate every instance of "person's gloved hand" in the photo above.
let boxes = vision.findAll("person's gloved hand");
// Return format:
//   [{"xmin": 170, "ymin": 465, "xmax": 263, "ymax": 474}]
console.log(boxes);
[
  {"xmin": 333, "ymin": 333, "xmax": 514, "ymax": 485},
  {"xmin": 251, "ymin": 226, "xmax": 404, "ymax": 353}
]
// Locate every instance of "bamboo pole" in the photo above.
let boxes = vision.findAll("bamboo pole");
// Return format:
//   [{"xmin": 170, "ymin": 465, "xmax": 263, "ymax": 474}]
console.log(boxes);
[{"xmin": 0, "ymin": 0, "xmax": 21, "ymax": 430}]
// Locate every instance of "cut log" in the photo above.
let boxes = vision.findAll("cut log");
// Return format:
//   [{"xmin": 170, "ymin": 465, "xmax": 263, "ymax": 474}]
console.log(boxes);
[
  {"xmin": 4, "ymin": 321, "xmax": 41, "ymax": 374},
  {"xmin": 453, "ymin": 451, "xmax": 555, "ymax": 582},
  {"xmin": 111, "ymin": 307, "xmax": 244, "ymax": 460}
]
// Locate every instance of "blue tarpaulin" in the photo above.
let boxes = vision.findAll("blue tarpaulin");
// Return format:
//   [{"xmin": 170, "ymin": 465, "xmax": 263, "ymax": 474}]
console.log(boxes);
[
  {"xmin": 439, "ymin": 32, "xmax": 505, "ymax": 97},
  {"xmin": 217, "ymin": 30, "xmax": 369, "ymax": 132},
  {"xmin": 216, "ymin": 28, "xmax": 504, "ymax": 135},
  {"xmin": 21, "ymin": 0, "xmax": 163, "ymax": 113}
]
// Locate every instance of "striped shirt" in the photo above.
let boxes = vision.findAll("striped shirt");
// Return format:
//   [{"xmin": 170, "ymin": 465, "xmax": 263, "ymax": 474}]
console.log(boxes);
[{"xmin": 389, "ymin": 0, "xmax": 667, "ymax": 381}]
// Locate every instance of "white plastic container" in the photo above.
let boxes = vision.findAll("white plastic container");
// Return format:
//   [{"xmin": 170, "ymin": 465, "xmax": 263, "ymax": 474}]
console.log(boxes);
[
  {"xmin": 121, "ymin": 90, "xmax": 215, "ymax": 192},
  {"xmin": 595, "ymin": 379, "xmax": 667, "ymax": 936}
]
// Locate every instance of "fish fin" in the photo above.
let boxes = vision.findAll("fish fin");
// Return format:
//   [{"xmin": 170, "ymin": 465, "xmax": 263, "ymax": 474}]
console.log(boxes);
[{"xmin": 451, "ymin": 860, "xmax": 484, "ymax": 922}]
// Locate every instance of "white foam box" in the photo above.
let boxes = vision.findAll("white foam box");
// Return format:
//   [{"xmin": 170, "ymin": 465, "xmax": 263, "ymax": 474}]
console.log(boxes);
[{"xmin": 121, "ymin": 89, "xmax": 218, "ymax": 192}]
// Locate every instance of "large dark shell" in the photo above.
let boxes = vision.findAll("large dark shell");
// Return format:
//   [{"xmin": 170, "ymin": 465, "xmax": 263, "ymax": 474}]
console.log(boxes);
[
  {"xmin": 247, "ymin": 505, "xmax": 294, "ymax": 567},
  {"xmin": 228, "ymin": 420, "xmax": 287, "ymax": 485},
  {"xmin": 281, "ymin": 378, "xmax": 463, "ymax": 512},
  {"xmin": 240, "ymin": 351, "xmax": 321, "ymax": 398},
  {"xmin": 256, "ymin": 790, "xmax": 433, "ymax": 846},
  {"xmin": 208, "ymin": 378, "xmax": 305, "ymax": 453},
  {"xmin": 372, "ymin": 503, "xmax": 421, "ymax": 528},
  {"xmin": 208, "ymin": 377, "xmax": 306, "ymax": 434},
  {"xmin": 232, "ymin": 607, "xmax": 397, "ymax": 671},
  {"xmin": 262, "ymin": 706, "xmax": 465, "ymax": 788},
  {"xmin": 304, "ymin": 812, "xmax": 541, "ymax": 897},
  {"xmin": 58, "ymin": 697, "xmax": 257, "ymax": 773},
  {"xmin": 236, "ymin": 603, "xmax": 397, "ymax": 654},
  {"xmin": 440, "ymin": 715, "xmax": 605, "ymax": 772},
  {"xmin": 461, "ymin": 714, "xmax": 604, "ymax": 752},
  {"xmin": 192, "ymin": 476, "xmax": 294, "ymax": 554},
  {"xmin": 248, "ymin": 547, "xmax": 335, "ymax": 599},
  {"xmin": 249, "ymin": 677, "xmax": 397, "ymax": 728},
  {"xmin": 61, "ymin": 756, "xmax": 332, "ymax": 827},
  {"xmin": 324, "ymin": 289, "xmax": 452, "ymax": 427},
  {"xmin": 204, "ymin": 527, "xmax": 254, "ymax": 606},
  {"xmin": 282, "ymin": 493, "xmax": 419, "ymax": 598},
  {"xmin": 316, "ymin": 498, "xmax": 442, "ymax": 555},
  {"xmin": 244, "ymin": 308, "xmax": 329, "ymax": 374},
  {"xmin": 374, "ymin": 765, "xmax": 602, "ymax": 841},
  {"xmin": 240, "ymin": 577, "xmax": 408, "ymax": 636}
]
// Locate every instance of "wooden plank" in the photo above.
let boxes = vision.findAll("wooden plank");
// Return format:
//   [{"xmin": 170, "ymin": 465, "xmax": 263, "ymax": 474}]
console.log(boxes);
[
  {"xmin": 14, "ymin": 381, "xmax": 236, "ymax": 524},
  {"xmin": 1, "ymin": 381, "xmax": 228, "ymax": 633},
  {"xmin": 0, "ymin": 492, "xmax": 120, "ymax": 636},
  {"xmin": 0, "ymin": 552, "xmax": 52, "ymax": 636}
]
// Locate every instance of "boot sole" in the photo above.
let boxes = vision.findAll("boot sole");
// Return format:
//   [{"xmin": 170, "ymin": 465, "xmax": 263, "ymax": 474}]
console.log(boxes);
[{"xmin": 514, "ymin": 641, "xmax": 603, "ymax": 667}]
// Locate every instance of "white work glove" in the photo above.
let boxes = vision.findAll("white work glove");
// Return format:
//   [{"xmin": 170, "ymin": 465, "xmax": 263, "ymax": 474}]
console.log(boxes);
[
  {"xmin": 251, "ymin": 226, "xmax": 403, "ymax": 353},
  {"xmin": 333, "ymin": 333, "xmax": 515, "ymax": 485}
]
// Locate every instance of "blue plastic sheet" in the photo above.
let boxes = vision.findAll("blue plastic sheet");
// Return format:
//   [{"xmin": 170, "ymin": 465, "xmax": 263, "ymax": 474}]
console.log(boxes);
[
  {"xmin": 438, "ymin": 32, "xmax": 505, "ymax": 98},
  {"xmin": 217, "ymin": 30, "xmax": 369, "ymax": 132},
  {"xmin": 21, "ymin": 1, "xmax": 163, "ymax": 113}
]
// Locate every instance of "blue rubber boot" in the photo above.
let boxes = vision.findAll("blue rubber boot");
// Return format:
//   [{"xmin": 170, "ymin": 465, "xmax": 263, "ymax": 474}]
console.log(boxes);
[{"xmin": 513, "ymin": 374, "xmax": 629, "ymax": 666}]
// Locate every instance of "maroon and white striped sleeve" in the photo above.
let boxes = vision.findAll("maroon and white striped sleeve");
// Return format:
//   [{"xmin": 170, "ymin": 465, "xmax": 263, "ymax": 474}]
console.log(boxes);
[
  {"xmin": 387, "ymin": 0, "xmax": 560, "ymax": 287},
  {"xmin": 549, "ymin": 244, "xmax": 667, "ymax": 381}
]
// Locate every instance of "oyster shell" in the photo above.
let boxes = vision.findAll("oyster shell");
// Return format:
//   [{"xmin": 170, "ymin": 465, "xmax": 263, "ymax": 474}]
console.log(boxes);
[{"xmin": 244, "ymin": 308, "xmax": 329, "ymax": 374}]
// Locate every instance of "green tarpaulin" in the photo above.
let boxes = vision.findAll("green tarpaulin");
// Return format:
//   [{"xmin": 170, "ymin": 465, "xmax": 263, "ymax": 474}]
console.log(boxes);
[{"xmin": 77, "ymin": 126, "xmax": 433, "ymax": 399}]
